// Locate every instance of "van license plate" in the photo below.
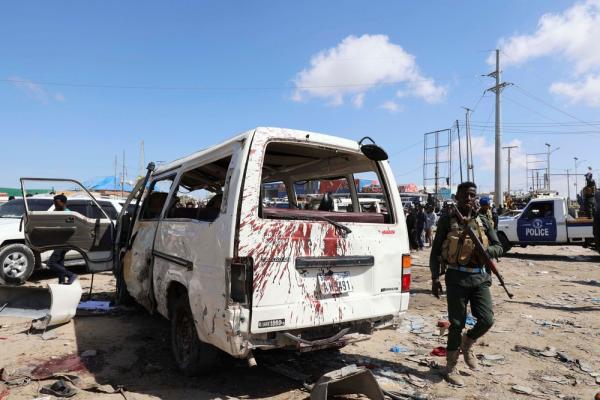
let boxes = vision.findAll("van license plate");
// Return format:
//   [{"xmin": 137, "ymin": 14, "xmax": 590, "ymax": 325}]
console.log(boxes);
[{"xmin": 317, "ymin": 272, "xmax": 353, "ymax": 295}]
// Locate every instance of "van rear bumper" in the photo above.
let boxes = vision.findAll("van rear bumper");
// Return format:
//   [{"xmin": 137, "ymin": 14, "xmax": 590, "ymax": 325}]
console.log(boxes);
[
  {"xmin": 250, "ymin": 291, "xmax": 409, "ymax": 333},
  {"xmin": 247, "ymin": 313, "xmax": 400, "ymax": 352}
]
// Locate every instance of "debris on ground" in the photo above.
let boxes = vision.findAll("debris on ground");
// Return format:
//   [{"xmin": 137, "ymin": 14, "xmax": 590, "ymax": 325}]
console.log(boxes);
[
  {"xmin": 430, "ymin": 347, "xmax": 447, "ymax": 357},
  {"xmin": 77, "ymin": 300, "xmax": 114, "ymax": 313},
  {"xmin": 310, "ymin": 365, "xmax": 384, "ymax": 400},
  {"xmin": 40, "ymin": 379, "xmax": 77, "ymax": 398},
  {"xmin": 436, "ymin": 320, "xmax": 450, "ymax": 336},
  {"xmin": 389, "ymin": 345, "xmax": 409, "ymax": 353},
  {"xmin": 465, "ymin": 313, "xmax": 477, "ymax": 328},
  {"xmin": 511, "ymin": 385, "xmax": 533, "ymax": 395}
]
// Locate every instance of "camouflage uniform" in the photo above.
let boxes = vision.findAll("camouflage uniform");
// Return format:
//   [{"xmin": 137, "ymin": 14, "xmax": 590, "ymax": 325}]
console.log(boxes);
[{"xmin": 430, "ymin": 212, "xmax": 503, "ymax": 352}]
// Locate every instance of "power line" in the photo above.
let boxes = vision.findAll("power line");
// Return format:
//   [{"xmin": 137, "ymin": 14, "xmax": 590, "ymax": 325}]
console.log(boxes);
[
  {"xmin": 1, "ymin": 75, "xmax": 474, "ymax": 92},
  {"xmin": 513, "ymin": 85, "xmax": 600, "ymax": 130}
]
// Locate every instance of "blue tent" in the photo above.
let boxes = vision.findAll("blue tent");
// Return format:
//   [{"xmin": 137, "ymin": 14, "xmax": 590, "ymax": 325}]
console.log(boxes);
[{"xmin": 83, "ymin": 176, "xmax": 134, "ymax": 192}]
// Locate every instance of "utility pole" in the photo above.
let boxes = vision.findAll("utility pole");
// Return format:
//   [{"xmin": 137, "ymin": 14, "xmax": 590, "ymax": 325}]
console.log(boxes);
[
  {"xmin": 113, "ymin": 155, "xmax": 118, "ymax": 191},
  {"xmin": 574, "ymin": 157, "xmax": 579, "ymax": 197},
  {"xmin": 456, "ymin": 119, "xmax": 463, "ymax": 182},
  {"xmin": 486, "ymin": 49, "xmax": 511, "ymax": 208},
  {"xmin": 139, "ymin": 140, "xmax": 145, "ymax": 178},
  {"xmin": 462, "ymin": 107, "xmax": 475, "ymax": 183},
  {"xmin": 544, "ymin": 143, "xmax": 560, "ymax": 191},
  {"xmin": 121, "ymin": 150, "xmax": 125, "ymax": 197},
  {"xmin": 566, "ymin": 169, "xmax": 571, "ymax": 201},
  {"xmin": 502, "ymin": 145, "xmax": 518, "ymax": 196}
]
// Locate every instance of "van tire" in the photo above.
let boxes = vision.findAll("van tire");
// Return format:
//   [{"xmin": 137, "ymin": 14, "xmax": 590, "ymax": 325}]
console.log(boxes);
[
  {"xmin": 0, "ymin": 244, "xmax": 36, "ymax": 285},
  {"xmin": 497, "ymin": 232, "xmax": 512, "ymax": 254},
  {"xmin": 170, "ymin": 293, "xmax": 220, "ymax": 376}
]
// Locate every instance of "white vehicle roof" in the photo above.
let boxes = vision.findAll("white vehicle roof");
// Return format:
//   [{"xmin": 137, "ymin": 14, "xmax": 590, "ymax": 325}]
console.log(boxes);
[{"xmin": 153, "ymin": 127, "xmax": 361, "ymax": 176}]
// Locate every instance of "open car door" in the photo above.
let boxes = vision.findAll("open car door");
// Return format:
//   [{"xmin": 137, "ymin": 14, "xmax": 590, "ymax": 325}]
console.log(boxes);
[{"xmin": 20, "ymin": 178, "xmax": 115, "ymax": 272}]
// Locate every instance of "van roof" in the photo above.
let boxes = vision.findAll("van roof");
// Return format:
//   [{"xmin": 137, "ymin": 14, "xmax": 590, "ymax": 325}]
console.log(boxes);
[{"xmin": 153, "ymin": 127, "xmax": 361, "ymax": 175}]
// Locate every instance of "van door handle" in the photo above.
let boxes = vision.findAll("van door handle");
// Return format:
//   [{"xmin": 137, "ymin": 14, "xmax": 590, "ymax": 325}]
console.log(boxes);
[{"xmin": 65, "ymin": 216, "xmax": 75, "ymax": 223}]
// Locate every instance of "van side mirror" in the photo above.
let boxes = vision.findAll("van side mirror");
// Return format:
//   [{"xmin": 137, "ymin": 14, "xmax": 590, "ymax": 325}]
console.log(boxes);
[{"xmin": 358, "ymin": 137, "xmax": 388, "ymax": 161}]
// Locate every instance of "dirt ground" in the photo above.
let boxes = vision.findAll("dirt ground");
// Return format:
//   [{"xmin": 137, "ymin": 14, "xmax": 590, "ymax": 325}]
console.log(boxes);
[{"xmin": 1, "ymin": 245, "xmax": 599, "ymax": 400}]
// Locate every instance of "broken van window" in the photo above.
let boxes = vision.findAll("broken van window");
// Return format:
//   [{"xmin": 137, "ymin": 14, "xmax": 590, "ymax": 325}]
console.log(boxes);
[
  {"xmin": 259, "ymin": 142, "xmax": 392, "ymax": 224},
  {"xmin": 166, "ymin": 156, "xmax": 232, "ymax": 222},
  {"xmin": 140, "ymin": 177, "xmax": 176, "ymax": 220}
]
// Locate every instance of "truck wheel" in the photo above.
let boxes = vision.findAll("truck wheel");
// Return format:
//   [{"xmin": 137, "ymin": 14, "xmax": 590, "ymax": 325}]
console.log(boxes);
[
  {"xmin": 497, "ymin": 233, "xmax": 512, "ymax": 254},
  {"xmin": 170, "ymin": 293, "xmax": 220, "ymax": 376},
  {"xmin": 0, "ymin": 244, "xmax": 36, "ymax": 285}
]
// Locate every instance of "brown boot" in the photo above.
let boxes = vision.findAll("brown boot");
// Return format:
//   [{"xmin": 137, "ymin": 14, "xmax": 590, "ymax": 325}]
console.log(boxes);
[
  {"xmin": 461, "ymin": 333, "xmax": 479, "ymax": 370},
  {"xmin": 445, "ymin": 350, "xmax": 465, "ymax": 386}
]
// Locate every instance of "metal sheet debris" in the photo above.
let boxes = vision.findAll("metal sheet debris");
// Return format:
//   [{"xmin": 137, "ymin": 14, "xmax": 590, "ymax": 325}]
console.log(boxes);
[
  {"xmin": 0, "ymin": 281, "xmax": 82, "ymax": 329},
  {"xmin": 310, "ymin": 365, "xmax": 385, "ymax": 400}
]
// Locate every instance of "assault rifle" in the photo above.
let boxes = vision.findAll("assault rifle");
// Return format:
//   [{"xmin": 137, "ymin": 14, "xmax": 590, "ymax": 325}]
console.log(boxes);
[{"xmin": 451, "ymin": 203, "xmax": 514, "ymax": 299}]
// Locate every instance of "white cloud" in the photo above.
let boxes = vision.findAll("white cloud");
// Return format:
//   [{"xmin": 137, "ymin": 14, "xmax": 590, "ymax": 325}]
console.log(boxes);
[
  {"xmin": 9, "ymin": 77, "xmax": 65, "ymax": 104},
  {"xmin": 352, "ymin": 93, "xmax": 365, "ymax": 108},
  {"xmin": 549, "ymin": 74, "xmax": 600, "ymax": 106},
  {"xmin": 380, "ymin": 100, "xmax": 401, "ymax": 113},
  {"xmin": 492, "ymin": 0, "xmax": 600, "ymax": 106},
  {"xmin": 293, "ymin": 34, "xmax": 446, "ymax": 106}
]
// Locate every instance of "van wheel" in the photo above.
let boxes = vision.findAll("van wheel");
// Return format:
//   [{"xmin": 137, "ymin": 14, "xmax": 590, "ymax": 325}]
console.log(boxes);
[
  {"xmin": 170, "ymin": 293, "xmax": 220, "ymax": 376},
  {"xmin": 497, "ymin": 233, "xmax": 512, "ymax": 254},
  {"xmin": 0, "ymin": 244, "xmax": 36, "ymax": 285}
]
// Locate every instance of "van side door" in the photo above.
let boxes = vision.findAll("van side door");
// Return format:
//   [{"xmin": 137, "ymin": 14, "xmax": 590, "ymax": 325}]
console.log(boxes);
[
  {"xmin": 20, "ymin": 178, "xmax": 114, "ymax": 272},
  {"xmin": 121, "ymin": 174, "xmax": 177, "ymax": 311}
]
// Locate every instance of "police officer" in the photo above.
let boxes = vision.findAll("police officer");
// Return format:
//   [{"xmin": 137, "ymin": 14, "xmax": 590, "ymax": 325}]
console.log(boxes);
[{"xmin": 430, "ymin": 182, "xmax": 504, "ymax": 386}]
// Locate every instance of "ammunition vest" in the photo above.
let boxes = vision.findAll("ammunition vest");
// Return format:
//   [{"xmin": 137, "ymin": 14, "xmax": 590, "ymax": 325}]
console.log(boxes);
[
  {"xmin": 583, "ymin": 185, "xmax": 596, "ymax": 198},
  {"xmin": 441, "ymin": 215, "xmax": 489, "ymax": 267}
]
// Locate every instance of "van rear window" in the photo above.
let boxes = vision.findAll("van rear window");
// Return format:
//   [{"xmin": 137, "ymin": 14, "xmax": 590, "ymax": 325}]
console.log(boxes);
[{"xmin": 260, "ymin": 142, "xmax": 392, "ymax": 224}]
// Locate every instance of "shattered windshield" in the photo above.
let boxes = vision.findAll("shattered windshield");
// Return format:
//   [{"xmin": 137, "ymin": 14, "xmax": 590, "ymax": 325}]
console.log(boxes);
[{"xmin": 0, "ymin": 199, "xmax": 53, "ymax": 218}]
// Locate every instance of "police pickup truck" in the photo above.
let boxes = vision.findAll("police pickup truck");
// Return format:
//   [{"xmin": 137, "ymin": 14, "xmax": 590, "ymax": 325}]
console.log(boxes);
[{"xmin": 496, "ymin": 196, "xmax": 595, "ymax": 252}]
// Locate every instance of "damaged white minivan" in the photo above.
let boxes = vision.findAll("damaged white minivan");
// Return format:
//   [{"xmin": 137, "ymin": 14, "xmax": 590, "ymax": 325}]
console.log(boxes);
[{"xmin": 21, "ymin": 127, "xmax": 411, "ymax": 375}]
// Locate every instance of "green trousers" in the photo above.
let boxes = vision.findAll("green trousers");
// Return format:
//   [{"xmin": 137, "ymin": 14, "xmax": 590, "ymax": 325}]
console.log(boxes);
[{"xmin": 445, "ymin": 269, "xmax": 494, "ymax": 351}]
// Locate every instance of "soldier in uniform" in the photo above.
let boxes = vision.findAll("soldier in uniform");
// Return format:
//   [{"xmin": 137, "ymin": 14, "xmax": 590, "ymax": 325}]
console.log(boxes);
[{"xmin": 429, "ymin": 182, "xmax": 504, "ymax": 386}]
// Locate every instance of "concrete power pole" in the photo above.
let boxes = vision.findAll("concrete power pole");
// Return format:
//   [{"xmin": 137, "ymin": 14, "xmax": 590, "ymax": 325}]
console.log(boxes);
[
  {"xmin": 502, "ymin": 145, "xmax": 518, "ymax": 195},
  {"xmin": 462, "ymin": 107, "xmax": 475, "ymax": 183},
  {"xmin": 544, "ymin": 143, "xmax": 560, "ymax": 191},
  {"xmin": 486, "ymin": 49, "xmax": 511, "ymax": 208},
  {"xmin": 456, "ymin": 119, "xmax": 463, "ymax": 182}
]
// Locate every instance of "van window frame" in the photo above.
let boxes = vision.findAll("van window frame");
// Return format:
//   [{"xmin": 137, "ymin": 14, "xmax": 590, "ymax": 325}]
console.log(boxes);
[
  {"xmin": 258, "ymin": 140, "xmax": 396, "ymax": 225},
  {"xmin": 138, "ymin": 173, "xmax": 178, "ymax": 221},
  {"xmin": 163, "ymin": 153, "xmax": 235, "ymax": 223}
]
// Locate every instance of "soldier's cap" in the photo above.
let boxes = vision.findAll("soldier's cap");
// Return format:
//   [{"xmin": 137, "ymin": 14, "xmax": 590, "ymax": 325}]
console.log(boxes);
[{"xmin": 479, "ymin": 196, "xmax": 490, "ymax": 206}]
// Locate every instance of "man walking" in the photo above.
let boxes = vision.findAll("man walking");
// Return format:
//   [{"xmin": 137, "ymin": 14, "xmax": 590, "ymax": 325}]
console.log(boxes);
[
  {"xmin": 415, "ymin": 205, "xmax": 426, "ymax": 250},
  {"xmin": 47, "ymin": 194, "xmax": 77, "ymax": 284},
  {"xmin": 429, "ymin": 182, "xmax": 503, "ymax": 386},
  {"xmin": 424, "ymin": 205, "xmax": 437, "ymax": 246}
]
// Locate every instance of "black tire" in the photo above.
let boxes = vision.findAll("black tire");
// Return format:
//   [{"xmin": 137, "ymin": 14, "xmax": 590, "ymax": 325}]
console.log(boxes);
[
  {"xmin": 0, "ymin": 244, "xmax": 36, "ymax": 285},
  {"xmin": 170, "ymin": 293, "xmax": 220, "ymax": 376},
  {"xmin": 497, "ymin": 232, "xmax": 512, "ymax": 254}
]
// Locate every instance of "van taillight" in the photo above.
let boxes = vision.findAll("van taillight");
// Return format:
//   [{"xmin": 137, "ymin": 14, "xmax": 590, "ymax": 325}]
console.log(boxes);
[
  {"xmin": 230, "ymin": 257, "xmax": 253, "ymax": 304},
  {"xmin": 401, "ymin": 254, "xmax": 411, "ymax": 292}
]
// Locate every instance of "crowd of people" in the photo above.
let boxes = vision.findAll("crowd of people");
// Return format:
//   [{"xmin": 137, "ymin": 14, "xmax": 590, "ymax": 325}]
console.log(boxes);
[
  {"xmin": 405, "ymin": 204, "xmax": 438, "ymax": 250},
  {"xmin": 404, "ymin": 195, "xmax": 500, "ymax": 252}
]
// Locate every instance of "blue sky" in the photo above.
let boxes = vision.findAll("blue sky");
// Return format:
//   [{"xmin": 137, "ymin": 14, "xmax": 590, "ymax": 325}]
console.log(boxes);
[{"xmin": 1, "ymin": 0, "xmax": 599, "ymax": 197}]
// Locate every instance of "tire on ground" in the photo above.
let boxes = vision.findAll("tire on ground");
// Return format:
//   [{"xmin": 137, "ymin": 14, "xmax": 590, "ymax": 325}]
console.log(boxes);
[
  {"xmin": 0, "ymin": 243, "xmax": 36, "ymax": 285},
  {"xmin": 170, "ymin": 292, "xmax": 220, "ymax": 376}
]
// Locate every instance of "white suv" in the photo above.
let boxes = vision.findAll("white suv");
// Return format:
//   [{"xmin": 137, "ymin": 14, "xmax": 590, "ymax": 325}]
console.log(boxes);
[{"xmin": 0, "ymin": 196, "xmax": 126, "ymax": 284}]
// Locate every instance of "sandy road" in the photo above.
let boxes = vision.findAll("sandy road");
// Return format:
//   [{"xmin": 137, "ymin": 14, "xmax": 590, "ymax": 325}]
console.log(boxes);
[{"xmin": 1, "ymin": 245, "xmax": 599, "ymax": 399}]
